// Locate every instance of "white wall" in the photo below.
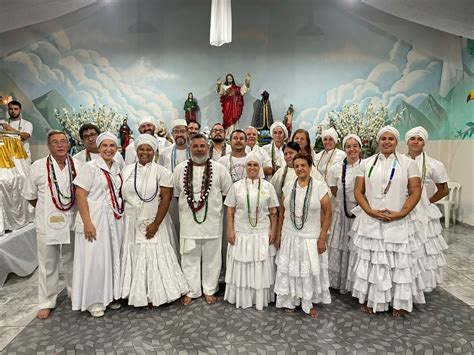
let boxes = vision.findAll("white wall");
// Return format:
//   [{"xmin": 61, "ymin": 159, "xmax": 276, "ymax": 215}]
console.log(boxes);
[{"xmin": 425, "ymin": 140, "xmax": 474, "ymax": 226}]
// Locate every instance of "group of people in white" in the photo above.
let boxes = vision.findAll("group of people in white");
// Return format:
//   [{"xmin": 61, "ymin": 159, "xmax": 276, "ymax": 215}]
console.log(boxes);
[{"xmin": 21, "ymin": 113, "xmax": 449, "ymax": 319}]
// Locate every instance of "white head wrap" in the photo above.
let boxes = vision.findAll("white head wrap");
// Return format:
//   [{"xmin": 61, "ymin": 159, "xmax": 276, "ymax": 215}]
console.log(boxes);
[
  {"xmin": 135, "ymin": 134, "xmax": 158, "ymax": 152},
  {"xmin": 342, "ymin": 134, "xmax": 362, "ymax": 149},
  {"xmin": 96, "ymin": 132, "xmax": 119, "ymax": 147},
  {"xmin": 138, "ymin": 118, "xmax": 155, "ymax": 128},
  {"xmin": 245, "ymin": 152, "xmax": 261, "ymax": 166},
  {"xmin": 376, "ymin": 125, "xmax": 400, "ymax": 142},
  {"xmin": 405, "ymin": 126, "xmax": 428, "ymax": 143},
  {"xmin": 321, "ymin": 127, "xmax": 338, "ymax": 142},
  {"xmin": 270, "ymin": 122, "xmax": 288, "ymax": 139},
  {"xmin": 172, "ymin": 119, "xmax": 187, "ymax": 129}
]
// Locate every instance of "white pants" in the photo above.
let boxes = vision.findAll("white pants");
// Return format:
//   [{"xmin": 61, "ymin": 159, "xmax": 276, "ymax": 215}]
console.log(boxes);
[
  {"xmin": 181, "ymin": 238, "xmax": 222, "ymax": 298},
  {"xmin": 37, "ymin": 232, "xmax": 74, "ymax": 310}
]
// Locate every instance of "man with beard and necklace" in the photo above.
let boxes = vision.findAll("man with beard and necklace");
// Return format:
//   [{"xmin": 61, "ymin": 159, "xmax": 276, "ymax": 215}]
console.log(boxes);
[
  {"xmin": 74, "ymin": 123, "xmax": 125, "ymax": 170},
  {"xmin": 124, "ymin": 118, "xmax": 170, "ymax": 165},
  {"xmin": 244, "ymin": 126, "xmax": 272, "ymax": 176},
  {"xmin": 209, "ymin": 123, "xmax": 229, "ymax": 161},
  {"xmin": 174, "ymin": 133, "xmax": 233, "ymax": 305},
  {"xmin": 188, "ymin": 121, "xmax": 201, "ymax": 139},
  {"xmin": 1, "ymin": 100, "xmax": 33, "ymax": 161}
]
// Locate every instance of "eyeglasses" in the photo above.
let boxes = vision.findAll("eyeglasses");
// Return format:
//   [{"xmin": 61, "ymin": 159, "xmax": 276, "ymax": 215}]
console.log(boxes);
[
  {"xmin": 83, "ymin": 133, "xmax": 98, "ymax": 140},
  {"xmin": 50, "ymin": 140, "xmax": 68, "ymax": 146},
  {"xmin": 212, "ymin": 129, "xmax": 225, "ymax": 133}
]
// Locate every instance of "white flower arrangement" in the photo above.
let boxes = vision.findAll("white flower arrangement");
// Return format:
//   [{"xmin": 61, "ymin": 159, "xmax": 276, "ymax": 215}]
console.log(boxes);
[
  {"xmin": 54, "ymin": 105, "xmax": 125, "ymax": 146},
  {"xmin": 328, "ymin": 102, "xmax": 387, "ymax": 157}
]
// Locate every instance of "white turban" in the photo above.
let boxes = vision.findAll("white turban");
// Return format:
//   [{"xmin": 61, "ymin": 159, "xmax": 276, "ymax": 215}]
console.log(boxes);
[
  {"xmin": 138, "ymin": 118, "xmax": 155, "ymax": 127},
  {"xmin": 96, "ymin": 132, "xmax": 119, "ymax": 147},
  {"xmin": 135, "ymin": 134, "xmax": 158, "ymax": 152},
  {"xmin": 405, "ymin": 126, "xmax": 428, "ymax": 143},
  {"xmin": 321, "ymin": 127, "xmax": 338, "ymax": 142},
  {"xmin": 270, "ymin": 121, "xmax": 288, "ymax": 139},
  {"xmin": 245, "ymin": 152, "xmax": 261, "ymax": 166},
  {"xmin": 172, "ymin": 119, "xmax": 187, "ymax": 129},
  {"xmin": 342, "ymin": 134, "xmax": 362, "ymax": 148},
  {"xmin": 376, "ymin": 125, "xmax": 400, "ymax": 142}
]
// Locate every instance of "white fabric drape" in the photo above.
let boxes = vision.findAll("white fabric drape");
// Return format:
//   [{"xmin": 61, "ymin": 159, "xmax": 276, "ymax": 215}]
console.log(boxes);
[{"xmin": 210, "ymin": 0, "xmax": 232, "ymax": 46}]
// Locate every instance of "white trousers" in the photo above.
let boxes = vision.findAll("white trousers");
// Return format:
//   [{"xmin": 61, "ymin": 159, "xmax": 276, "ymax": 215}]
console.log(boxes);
[
  {"xmin": 37, "ymin": 232, "xmax": 74, "ymax": 310},
  {"xmin": 181, "ymin": 238, "xmax": 222, "ymax": 298}
]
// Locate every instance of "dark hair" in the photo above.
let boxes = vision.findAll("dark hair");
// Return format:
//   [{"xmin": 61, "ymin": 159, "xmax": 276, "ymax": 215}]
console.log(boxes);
[
  {"xmin": 211, "ymin": 123, "xmax": 225, "ymax": 131},
  {"xmin": 224, "ymin": 73, "xmax": 235, "ymax": 85},
  {"xmin": 8, "ymin": 100, "xmax": 21, "ymax": 109},
  {"xmin": 230, "ymin": 129, "xmax": 247, "ymax": 140},
  {"xmin": 190, "ymin": 133, "xmax": 207, "ymax": 142},
  {"xmin": 291, "ymin": 129, "xmax": 312, "ymax": 156},
  {"xmin": 284, "ymin": 141, "xmax": 301, "ymax": 153},
  {"xmin": 293, "ymin": 152, "xmax": 313, "ymax": 167},
  {"xmin": 79, "ymin": 123, "xmax": 101, "ymax": 139},
  {"xmin": 188, "ymin": 121, "xmax": 201, "ymax": 129}
]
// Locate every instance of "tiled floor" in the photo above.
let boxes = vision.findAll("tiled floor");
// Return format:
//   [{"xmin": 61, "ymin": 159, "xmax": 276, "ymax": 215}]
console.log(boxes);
[{"xmin": 0, "ymin": 224, "xmax": 473, "ymax": 354}]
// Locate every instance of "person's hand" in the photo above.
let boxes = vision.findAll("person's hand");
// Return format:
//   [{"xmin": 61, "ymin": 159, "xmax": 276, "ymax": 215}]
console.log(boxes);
[
  {"xmin": 368, "ymin": 208, "xmax": 392, "ymax": 222},
  {"xmin": 145, "ymin": 221, "xmax": 159, "ymax": 239},
  {"xmin": 245, "ymin": 73, "xmax": 251, "ymax": 87},
  {"xmin": 382, "ymin": 209, "xmax": 405, "ymax": 221},
  {"xmin": 216, "ymin": 77, "xmax": 222, "ymax": 86},
  {"xmin": 84, "ymin": 223, "xmax": 96, "ymax": 242},
  {"xmin": 317, "ymin": 239, "xmax": 327, "ymax": 254},
  {"xmin": 227, "ymin": 230, "xmax": 236, "ymax": 245},
  {"xmin": 269, "ymin": 231, "xmax": 276, "ymax": 245},
  {"xmin": 274, "ymin": 234, "xmax": 281, "ymax": 249},
  {"xmin": 1, "ymin": 122, "xmax": 12, "ymax": 131}
]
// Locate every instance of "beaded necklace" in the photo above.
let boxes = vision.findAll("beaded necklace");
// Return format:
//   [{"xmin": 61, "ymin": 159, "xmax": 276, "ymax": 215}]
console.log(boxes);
[
  {"xmin": 341, "ymin": 158, "xmax": 360, "ymax": 219},
  {"xmin": 290, "ymin": 177, "xmax": 313, "ymax": 230},
  {"xmin": 316, "ymin": 149, "xmax": 336, "ymax": 180},
  {"xmin": 133, "ymin": 163, "xmax": 159, "ymax": 202},
  {"xmin": 245, "ymin": 178, "xmax": 261, "ymax": 227},
  {"xmin": 46, "ymin": 155, "xmax": 77, "ymax": 211},
  {"xmin": 183, "ymin": 159, "xmax": 213, "ymax": 224},
  {"xmin": 209, "ymin": 143, "xmax": 226, "ymax": 160},
  {"xmin": 368, "ymin": 153, "xmax": 397, "ymax": 194},
  {"xmin": 101, "ymin": 168, "xmax": 124, "ymax": 219},
  {"xmin": 171, "ymin": 145, "xmax": 189, "ymax": 172}
]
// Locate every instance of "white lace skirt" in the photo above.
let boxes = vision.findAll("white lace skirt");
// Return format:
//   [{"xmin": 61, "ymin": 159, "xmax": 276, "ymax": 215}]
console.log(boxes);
[
  {"xmin": 346, "ymin": 209, "xmax": 426, "ymax": 313},
  {"xmin": 274, "ymin": 230, "xmax": 331, "ymax": 314},
  {"xmin": 120, "ymin": 215, "xmax": 188, "ymax": 307},
  {"xmin": 224, "ymin": 231, "xmax": 275, "ymax": 310},
  {"xmin": 327, "ymin": 208, "xmax": 354, "ymax": 293}
]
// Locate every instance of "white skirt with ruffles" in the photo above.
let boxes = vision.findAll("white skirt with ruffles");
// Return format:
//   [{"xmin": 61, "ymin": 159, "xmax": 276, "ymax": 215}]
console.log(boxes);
[
  {"xmin": 120, "ymin": 214, "xmax": 188, "ymax": 307},
  {"xmin": 346, "ymin": 207, "xmax": 426, "ymax": 313},
  {"xmin": 224, "ymin": 231, "xmax": 275, "ymax": 310},
  {"xmin": 274, "ymin": 229, "xmax": 331, "ymax": 314}
]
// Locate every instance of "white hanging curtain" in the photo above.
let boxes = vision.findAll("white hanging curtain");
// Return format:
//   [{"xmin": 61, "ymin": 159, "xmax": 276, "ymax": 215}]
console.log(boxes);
[{"xmin": 210, "ymin": 0, "xmax": 232, "ymax": 46}]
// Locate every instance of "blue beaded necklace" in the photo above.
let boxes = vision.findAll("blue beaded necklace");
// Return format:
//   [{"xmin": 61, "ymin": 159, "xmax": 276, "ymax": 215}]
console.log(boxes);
[
  {"xmin": 368, "ymin": 153, "xmax": 397, "ymax": 194},
  {"xmin": 171, "ymin": 145, "xmax": 189, "ymax": 172}
]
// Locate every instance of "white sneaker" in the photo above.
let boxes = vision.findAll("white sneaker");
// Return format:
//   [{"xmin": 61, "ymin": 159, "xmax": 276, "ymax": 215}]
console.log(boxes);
[
  {"xmin": 108, "ymin": 301, "xmax": 121, "ymax": 310},
  {"xmin": 90, "ymin": 309, "xmax": 105, "ymax": 318}
]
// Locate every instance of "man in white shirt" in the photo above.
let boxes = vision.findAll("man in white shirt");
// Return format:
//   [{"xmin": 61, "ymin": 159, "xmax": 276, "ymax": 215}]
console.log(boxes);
[
  {"xmin": 74, "ymin": 123, "xmax": 125, "ymax": 169},
  {"xmin": 208, "ymin": 123, "xmax": 229, "ymax": 161},
  {"xmin": 244, "ymin": 126, "xmax": 272, "ymax": 176},
  {"xmin": 174, "ymin": 133, "xmax": 233, "ymax": 305},
  {"xmin": 159, "ymin": 119, "xmax": 190, "ymax": 172},
  {"xmin": 22, "ymin": 130, "xmax": 82, "ymax": 319},
  {"xmin": 0, "ymin": 100, "xmax": 33, "ymax": 161},
  {"xmin": 124, "ymin": 118, "xmax": 170, "ymax": 165}
]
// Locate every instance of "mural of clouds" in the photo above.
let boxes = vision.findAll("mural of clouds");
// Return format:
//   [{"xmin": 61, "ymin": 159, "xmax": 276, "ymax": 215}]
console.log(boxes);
[
  {"xmin": 0, "ymin": 30, "xmax": 178, "ymax": 129},
  {"xmin": 298, "ymin": 40, "xmax": 443, "ymax": 132}
]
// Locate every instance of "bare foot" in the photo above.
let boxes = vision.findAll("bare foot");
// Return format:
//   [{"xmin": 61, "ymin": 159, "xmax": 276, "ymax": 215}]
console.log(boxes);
[
  {"xmin": 181, "ymin": 295, "xmax": 193, "ymax": 306},
  {"xmin": 360, "ymin": 303, "xmax": 373, "ymax": 314},
  {"xmin": 36, "ymin": 308, "xmax": 51, "ymax": 319},
  {"xmin": 309, "ymin": 308, "xmax": 319, "ymax": 318},
  {"xmin": 392, "ymin": 309, "xmax": 407, "ymax": 317},
  {"xmin": 204, "ymin": 294, "xmax": 217, "ymax": 304},
  {"xmin": 147, "ymin": 303, "xmax": 156, "ymax": 310},
  {"xmin": 285, "ymin": 308, "xmax": 296, "ymax": 314}
]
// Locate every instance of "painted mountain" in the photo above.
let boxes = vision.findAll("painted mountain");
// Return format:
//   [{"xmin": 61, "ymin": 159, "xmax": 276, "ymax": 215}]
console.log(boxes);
[{"xmin": 32, "ymin": 90, "xmax": 71, "ymax": 131}]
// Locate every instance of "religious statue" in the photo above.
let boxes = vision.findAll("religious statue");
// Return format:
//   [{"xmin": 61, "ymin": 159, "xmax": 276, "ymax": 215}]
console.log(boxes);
[
  {"xmin": 283, "ymin": 104, "xmax": 294, "ymax": 138},
  {"xmin": 119, "ymin": 118, "xmax": 132, "ymax": 155},
  {"xmin": 216, "ymin": 73, "xmax": 251, "ymax": 130},
  {"xmin": 183, "ymin": 92, "xmax": 199, "ymax": 124},
  {"xmin": 252, "ymin": 90, "xmax": 274, "ymax": 130}
]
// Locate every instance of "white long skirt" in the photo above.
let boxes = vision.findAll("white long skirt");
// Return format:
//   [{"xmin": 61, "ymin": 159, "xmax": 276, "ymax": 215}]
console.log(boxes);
[
  {"xmin": 224, "ymin": 231, "xmax": 275, "ymax": 311},
  {"xmin": 327, "ymin": 207, "xmax": 354, "ymax": 293},
  {"xmin": 274, "ymin": 231, "xmax": 331, "ymax": 314},
  {"xmin": 120, "ymin": 214, "xmax": 188, "ymax": 307},
  {"xmin": 346, "ymin": 208, "xmax": 426, "ymax": 313}
]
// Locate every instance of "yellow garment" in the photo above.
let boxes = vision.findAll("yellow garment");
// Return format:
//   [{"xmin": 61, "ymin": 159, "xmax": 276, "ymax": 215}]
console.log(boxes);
[{"xmin": 0, "ymin": 136, "xmax": 28, "ymax": 168}]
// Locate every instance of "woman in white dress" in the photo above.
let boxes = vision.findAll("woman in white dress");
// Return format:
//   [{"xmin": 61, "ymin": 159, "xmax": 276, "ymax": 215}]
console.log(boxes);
[
  {"xmin": 274, "ymin": 153, "xmax": 332, "ymax": 318},
  {"xmin": 120, "ymin": 134, "xmax": 188, "ymax": 308},
  {"xmin": 314, "ymin": 128, "xmax": 346, "ymax": 182},
  {"xmin": 405, "ymin": 127, "xmax": 449, "ymax": 292},
  {"xmin": 348, "ymin": 126, "xmax": 424, "ymax": 317},
  {"xmin": 326, "ymin": 134, "xmax": 362, "ymax": 294},
  {"xmin": 224, "ymin": 152, "xmax": 279, "ymax": 310},
  {"xmin": 73, "ymin": 132, "xmax": 124, "ymax": 317}
]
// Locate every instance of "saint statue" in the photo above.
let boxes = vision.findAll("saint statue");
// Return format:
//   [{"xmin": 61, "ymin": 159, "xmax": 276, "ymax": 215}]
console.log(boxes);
[
  {"xmin": 216, "ymin": 73, "xmax": 251, "ymax": 130},
  {"xmin": 119, "ymin": 118, "xmax": 132, "ymax": 155},
  {"xmin": 252, "ymin": 90, "xmax": 274, "ymax": 130},
  {"xmin": 283, "ymin": 104, "xmax": 294, "ymax": 138},
  {"xmin": 183, "ymin": 92, "xmax": 199, "ymax": 124}
]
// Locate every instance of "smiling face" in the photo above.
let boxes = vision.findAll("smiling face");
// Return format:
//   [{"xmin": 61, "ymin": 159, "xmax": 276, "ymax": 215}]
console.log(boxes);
[
  {"xmin": 246, "ymin": 161, "xmax": 260, "ymax": 180},
  {"xmin": 81, "ymin": 128, "xmax": 99, "ymax": 151},
  {"xmin": 294, "ymin": 158, "xmax": 311, "ymax": 179},
  {"xmin": 378, "ymin": 132, "xmax": 397, "ymax": 155},
  {"xmin": 284, "ymin": 147, "xmax": 298, "ymax": 168},
  {"xmin": 407, "ymin": 135, "xmax": 425, "ymax": 156},
  {"xmin": 344, "ymin": 138, "xmax": 361, "ymax": 162},
  {"xmin": 230, "ymin": 131, "xmax": 246, "ymax": 152},
  {"xmin": 137, "ymin": 144, "xmax": 154, "ymax": 165},
  {"xmin": 188, "ymin": 122, "xmax": 200, "ymax": 137},
  {"xmin": 99, "ymin": 139, "xmax": 118, "ymax": 162},
  {"xmin": 293, "ymin": 132, "xmax": 308, "ymax": 149},
  {"xmin": 245, "ymin": 127, "xmax": 258, "ymax": 147},
  {"xmin": 323, "ymin": 136, "xmax": 336, "ymax": 151},
  {"xmin": 172, "ymin": 125, "xmax": 188, "ymax": 147},
  {"xmin": 48, "ymin": 133, "xmax": 70, "ymax": 160},
  {"xmin": 139, "ymin": 122, "xmax": 155, "ymax": 135}
]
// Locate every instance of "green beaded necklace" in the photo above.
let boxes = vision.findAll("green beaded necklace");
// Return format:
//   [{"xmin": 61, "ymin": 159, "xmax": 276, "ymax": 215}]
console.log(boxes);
[
  {"xmin": 290, "ymin": 177, "xmax": 313, "ymax": 230},
  {"xmin": 245, "ymin": 178, "xmax": 261, "ymax": 227}
]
